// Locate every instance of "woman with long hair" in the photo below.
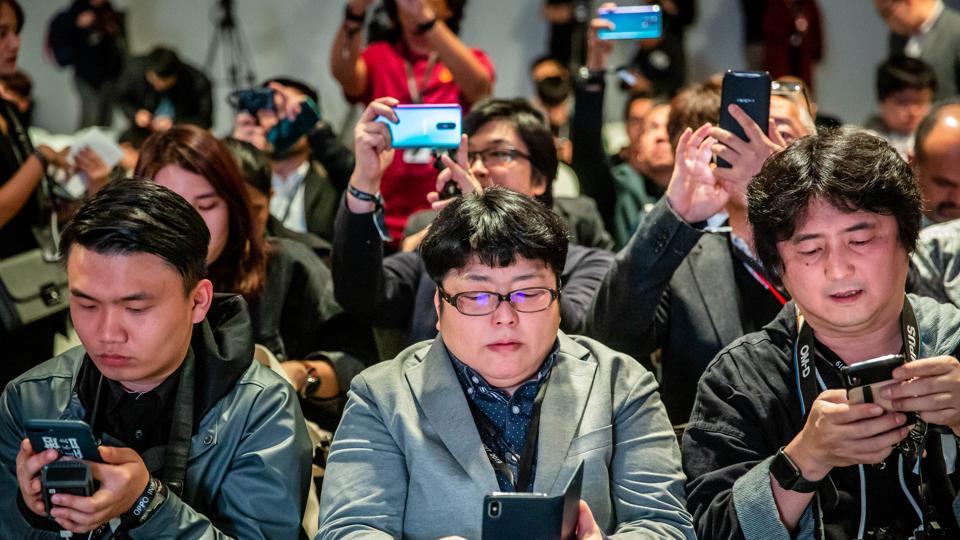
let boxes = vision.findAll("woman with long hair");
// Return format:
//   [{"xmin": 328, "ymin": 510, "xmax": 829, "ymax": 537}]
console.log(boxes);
[{"xmin": 135, "ymin": 125, "xmax": 371, "ymax": 427}]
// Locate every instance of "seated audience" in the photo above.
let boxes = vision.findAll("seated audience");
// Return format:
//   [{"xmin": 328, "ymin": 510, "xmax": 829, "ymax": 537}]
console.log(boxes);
[
  {"xmin": 572, "ymin": 10, "xmax": 673, "ymax": 248},
  {"xmin": 334, "ymin": 97, "xmax": 614, "ymax": 347},
  {"xmin": 587, "ymin": 78, "xmax": 804, "ymax": 425},
  {"xmin": 318, "ymin": 186, "xmax": 695, "ymax": 538},
  {"xmin": 135, "ymin": 126, "xmax": 371, "ymax": 427},
  {"xmin": 912, "ymin": 99, "xmax": 960, "ymax": 226},
  {"xmin": 232, "ymin": 78, "xmax": 355, "ymax": 245},
  {"xmin": 684, "ymin": 127, "xmax": 960, "ymax": 539},
  {"xmin": 864, "ymin": 55, "xmax": 937, "ymax": 157},
  {"xmin": 115, "ymin": 46, "xmax": 212, "ymax": 136},
  {"xmin": 331, "ymin": 0, "xmax": 495, "ymax": 244},
  {"xmin": 1, "ymin": 179, "xmax": 311, "ymax": 537}
]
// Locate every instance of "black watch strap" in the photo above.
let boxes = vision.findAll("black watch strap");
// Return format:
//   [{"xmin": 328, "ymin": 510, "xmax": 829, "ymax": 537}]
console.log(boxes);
[{"xmin": 770, "ymin": 447, "xmax": 821, "ymax": 493}]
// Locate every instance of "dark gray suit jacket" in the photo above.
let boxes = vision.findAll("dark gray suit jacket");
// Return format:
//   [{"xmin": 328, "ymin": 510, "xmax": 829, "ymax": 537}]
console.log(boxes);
[
  {"xmin": 316, "ymin": 333, "xmax": 695, "ymax": 539},
  {"xmin": 333, "ymin": 200, "xmax": 616, "ymax": 345},
  {"xmin": 587, "ymin": 198, "xmax": 742, "ymax": 425}
]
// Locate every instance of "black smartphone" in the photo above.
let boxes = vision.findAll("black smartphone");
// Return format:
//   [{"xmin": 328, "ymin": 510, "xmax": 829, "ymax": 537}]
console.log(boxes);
[
  {"xmin": 25, "ymin": 419, "xmax": 101, "ymax": 462},
  {"xmin": 717, "ymin": 70, "xmax": 771, "ymax": 168},
  {"xmin": 481, "ymin": 461, "xmax": 583, "ymax": 540},
  {"xmin": 841, "ymin": 354, "xmax": 912, "ymax": 421},
  {"xmin": 41, "ymin": 460, "xmax": 94, "ymax": 513},
  {"xmin": 228, "ymin": 87, "xmax": 275, "ymax": 114}
]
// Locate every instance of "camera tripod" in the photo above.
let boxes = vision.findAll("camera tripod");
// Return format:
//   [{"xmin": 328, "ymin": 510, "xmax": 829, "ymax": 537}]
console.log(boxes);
[{"xmin": 204, "ymin": 0, "xmax": 256, "ymax": 91}]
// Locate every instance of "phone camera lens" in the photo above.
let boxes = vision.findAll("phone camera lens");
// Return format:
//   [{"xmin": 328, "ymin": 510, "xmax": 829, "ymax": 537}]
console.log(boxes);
[{"xmin": 488, "ymin": 501, "xmax": 501, "ymax": 518}]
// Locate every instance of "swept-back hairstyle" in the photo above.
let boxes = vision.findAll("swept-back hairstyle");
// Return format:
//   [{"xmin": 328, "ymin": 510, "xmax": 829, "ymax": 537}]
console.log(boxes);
[
  {"xmin": 135, "ymin": 125, "xmax": 267, "ymax": 298},
  {"xmin": 420, "ymin": 186, "xmax": 569, "ymax": 285},
  {"xmin": 60, "ymin": 178, "xmax": 209, "ymax": 295},
  {"xmin": 749, "ymin": 127, "xmax": 922, "ymax": 282}
]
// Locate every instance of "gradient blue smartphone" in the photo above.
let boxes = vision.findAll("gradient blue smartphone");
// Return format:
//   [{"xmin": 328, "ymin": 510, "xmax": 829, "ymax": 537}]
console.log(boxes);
[
  {"xmin": 25, "ymin": 419, "xmax": 101, "ymax": 462},
  {"xmin": 377, "ymin": 104, "xmax": 462, "ymax": 149},
  {"xmin": 597, "ymin": 5, "xmax": 663, "ymax": 40}
]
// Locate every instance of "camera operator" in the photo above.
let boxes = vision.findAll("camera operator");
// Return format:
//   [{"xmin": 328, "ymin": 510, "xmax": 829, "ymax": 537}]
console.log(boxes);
[{"xmin": 683, "ymin": 128, "xmax": 960, "ymax": 539}]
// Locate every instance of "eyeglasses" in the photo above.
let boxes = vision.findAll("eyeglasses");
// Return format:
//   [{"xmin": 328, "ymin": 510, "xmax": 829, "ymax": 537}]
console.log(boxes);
[
  {"xmin": 438, "ymin": 286, "xmax": 560, "ymax": 316},
  {"xmin": 466, "ymin": 147, "xmax": 531, "ymax": 167},
  {"xmin": 772, "ymin": 79, "xmax": 813, "ymax": 115}
]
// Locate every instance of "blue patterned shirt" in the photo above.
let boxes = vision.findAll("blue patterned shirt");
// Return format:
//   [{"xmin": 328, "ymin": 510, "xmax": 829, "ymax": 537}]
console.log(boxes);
[{"xmin": 449, "ymin": 341, "xmax": 559, "ymax": 492}]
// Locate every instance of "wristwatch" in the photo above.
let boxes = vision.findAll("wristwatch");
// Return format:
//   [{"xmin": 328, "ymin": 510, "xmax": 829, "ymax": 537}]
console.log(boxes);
[
  {"xmin": 300, "ymin": 367, "xmax": 322, "ymax": 399},
  {"xmin": 770, "ymin": 446, "xmax": 821, "ymax": 493}
]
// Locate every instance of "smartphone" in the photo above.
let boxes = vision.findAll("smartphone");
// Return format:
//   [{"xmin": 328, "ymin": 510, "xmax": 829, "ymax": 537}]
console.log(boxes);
[
  {"xmin": 42, "ymin": 460, "xmax": 94, "ymax": 513},
  {"xmin": 597, "ymin": 5, "xmax": 663, "ymax": 41},
  {"xmin": 841, "ymin": 354, "xmax": 906, "ymax": 413},
  {"xmin": 229, "ymin": 87, "xmax": 274, "ymax": 114},
  {"xmin": 482, "ymin": 461, "xmax": 583, "ymax": 540},
  {"xmin": 718, "ymin": 70, "xmax": 771, "ymax": 168},
  {"xmin": 267, "ymin": 100, "xmax": 321, "ymax": 155},
  {"xmin": 25, "ymin": 419, "xmax": 101, "ymax": 462},
  {"xmin": 377, "ymin": 104, "xmax": 462, "ymax": 149}
]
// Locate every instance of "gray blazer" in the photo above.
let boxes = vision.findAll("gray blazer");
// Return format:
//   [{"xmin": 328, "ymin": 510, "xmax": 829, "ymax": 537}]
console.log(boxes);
[{"xmin": 317, "ymin": 332, "xmax": 694, "ymax": 539}]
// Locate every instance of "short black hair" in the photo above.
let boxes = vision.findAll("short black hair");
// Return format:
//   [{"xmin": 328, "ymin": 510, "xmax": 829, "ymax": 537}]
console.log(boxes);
[
  {"xmin": 0, "ymin": 0, "xmax": 23, "ymax": 34},
  {"xmin": 60, "ymin": 178, "xmax": 210, "ymax": 294},
  {"xmin": 529, "ymin": 54, "xmax": 566, "ymax": 75},
  {"xmin": 420, "ymin": 186, "xmax": 569, "ymax": 286},
  {"xmin": 222, "ymin": 137, "xmax": 272, "ymax": 197},
  {"xmin": 260, "ymin": 76, "xmax": 319, "ymax": 105},
  {"xmin": 463, "ymin": 98, "xmax": 558, "ymax": 206},
  {"xmin": 876, "ymin": 55, "xmax": 937, "ymax": 102},
  {"xmin": 749, "ymin": 127, "xmax": 922, "ymax": 282},
  {"xmin": 145, "ymin": 47, "xmax": 181, "ymax": 78},
  {"xmin": 623, "ymin": 89, "xmax": 655, "ymax": 123},
  {"xmin": 913, "ymin": 98, "xmax": 960, "ymax": 163}
]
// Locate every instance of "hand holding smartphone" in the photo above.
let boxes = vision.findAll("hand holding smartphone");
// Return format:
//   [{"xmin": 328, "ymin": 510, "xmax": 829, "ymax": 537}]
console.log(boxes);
[
  {"xmin": 717, "ymin": 70, "xmax": 771, "ymax": 168},
  {"xmin": 841, "ymin": 354, "xmax": 916, "ymax": 423}
]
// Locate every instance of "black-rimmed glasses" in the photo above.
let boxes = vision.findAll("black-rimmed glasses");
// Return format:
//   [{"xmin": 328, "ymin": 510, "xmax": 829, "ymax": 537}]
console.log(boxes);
[
  {"xmin": 439, "ymin": 286, "xmax": 560, "ymax": 316},
  {"xmin": 466, "ymin": 147, "xmax": 531, "ymax": 167}
]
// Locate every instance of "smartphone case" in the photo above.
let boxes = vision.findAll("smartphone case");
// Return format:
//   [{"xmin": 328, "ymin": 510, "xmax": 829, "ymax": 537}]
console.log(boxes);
[
  {"xmin": 481, "ymin": 461, "xmax": 583, "ymax": 540},
  {"xmin": 718, "ymin": 70, "xmax": 771, "ymax": 167},
  {"xmin": 25, "ymin": 419, "xmax": 101, "ymax": 461},
  {"xmin": 377, "ymin": 104, "xmax": 462, "ymax": 149}
]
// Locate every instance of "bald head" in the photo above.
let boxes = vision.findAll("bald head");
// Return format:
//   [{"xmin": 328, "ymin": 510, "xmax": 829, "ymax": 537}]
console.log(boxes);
[{"xmin": 914, "ymin": 103, "xmax": 960, "ymax": 223}]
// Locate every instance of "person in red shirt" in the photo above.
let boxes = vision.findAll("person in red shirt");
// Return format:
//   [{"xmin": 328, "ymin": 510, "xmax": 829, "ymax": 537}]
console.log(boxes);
[{"xmin": 331, "ymin": 0, "xmax": 494, "ymax": 245}]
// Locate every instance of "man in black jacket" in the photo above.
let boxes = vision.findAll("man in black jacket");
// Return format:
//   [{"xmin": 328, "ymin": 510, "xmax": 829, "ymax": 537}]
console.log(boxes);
[
  {"xmin": 115, "ymin": 46, "xmax": 212, "ymax": 134},
  {"xmin": 684, "ymin": 128, "xmax": 960, "ymax": 539}
]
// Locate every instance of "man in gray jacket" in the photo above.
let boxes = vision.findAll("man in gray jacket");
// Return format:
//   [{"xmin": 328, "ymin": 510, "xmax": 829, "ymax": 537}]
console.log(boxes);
[
  {"xmin": 318, "ymin": 187, "xmax": 694, "ymax": 539},
  {"xmin": 1, "ymin": 179, "xmax": 312, "ymax": 538}
]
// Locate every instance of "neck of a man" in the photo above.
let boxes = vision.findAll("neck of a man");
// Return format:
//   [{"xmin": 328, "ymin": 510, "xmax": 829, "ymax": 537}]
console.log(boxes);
[
  {"xmin": 812, "ymin": 312, "xmax": 904, "ymax": 365},
  {"xmin": 726, "ymin": 203, "xmax": 753, "ymax": 250},
  {"xmin": 272, "ymin": 151, "xmax": 309, "ymax": 179}
]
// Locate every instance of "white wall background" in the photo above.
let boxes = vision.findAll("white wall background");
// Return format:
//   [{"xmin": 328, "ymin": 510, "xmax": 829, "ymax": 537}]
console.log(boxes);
[{"xmin": 19, "ymin": 0, "xmax": 891, "ymax": 137}]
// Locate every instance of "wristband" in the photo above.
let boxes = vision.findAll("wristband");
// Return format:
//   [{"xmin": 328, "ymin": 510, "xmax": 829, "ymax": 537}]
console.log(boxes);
[
  {"xmin": 344, "ymin": 4, "xmax": 365, "ymax": 24},
  {"xmin": 415, "ymin": 17, "xmax": 438, "ymax": 34},
  {"xmin": 121, "ymin": 476, "xmax": 168, "ymax": 530},
  {"xmin": 347, "ymin": 184, "xmax": 391, "ymax": 242}
]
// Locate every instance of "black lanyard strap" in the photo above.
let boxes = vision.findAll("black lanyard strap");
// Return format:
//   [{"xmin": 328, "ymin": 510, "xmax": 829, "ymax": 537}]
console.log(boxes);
[
  {"xmin": 468, "ymin": 373, "xmax": 550, "ymax": 493},
  {"xmin": 404, "ymin": 53, "xmax": 438, "ymax": 105}
]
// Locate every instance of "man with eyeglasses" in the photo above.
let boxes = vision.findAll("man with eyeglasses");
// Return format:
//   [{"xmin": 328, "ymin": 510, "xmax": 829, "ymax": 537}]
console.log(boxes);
[
  {"xmin": 318, "ymin": 186, "xmax": 694, "ymax": 538},
  {"xmin": 331, "ymin": 96, "xmax": 614, "ymax": 353}
]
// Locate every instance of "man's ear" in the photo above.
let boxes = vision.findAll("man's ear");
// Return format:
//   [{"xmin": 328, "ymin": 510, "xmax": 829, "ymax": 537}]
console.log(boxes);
[
  {"xmin": 531, "ymin": 172, "xmax": 548, "ymax": 197},
  {"xmin": 190, "ymin": 279, "xmax": 215, "ymax": 324},
  {"xmin": 434, "ymin": 289, "xmax": 442, "ymax": 331}
]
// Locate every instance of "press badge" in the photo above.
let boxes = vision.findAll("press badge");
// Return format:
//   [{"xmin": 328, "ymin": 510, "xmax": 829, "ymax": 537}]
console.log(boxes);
[{"xmin": 402, "ymin": 148, "xmax": 434, "ymax": 164}]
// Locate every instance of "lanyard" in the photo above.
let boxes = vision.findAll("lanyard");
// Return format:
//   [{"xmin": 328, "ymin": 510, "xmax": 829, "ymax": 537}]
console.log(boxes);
[
  {"xmin": 404, "ymin": 52, "xmax": 438, "ymax": 104},
  {"xmin": 793, "ymin": 296, "xmax": 918, "ymax": 417},
  {"xmin": 728, "ymin": 234, "xmax": 789, "ymax": 306},
  {"xmin": 468, "ymin": 374, "xmax": 550, "ymax": 493}
]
